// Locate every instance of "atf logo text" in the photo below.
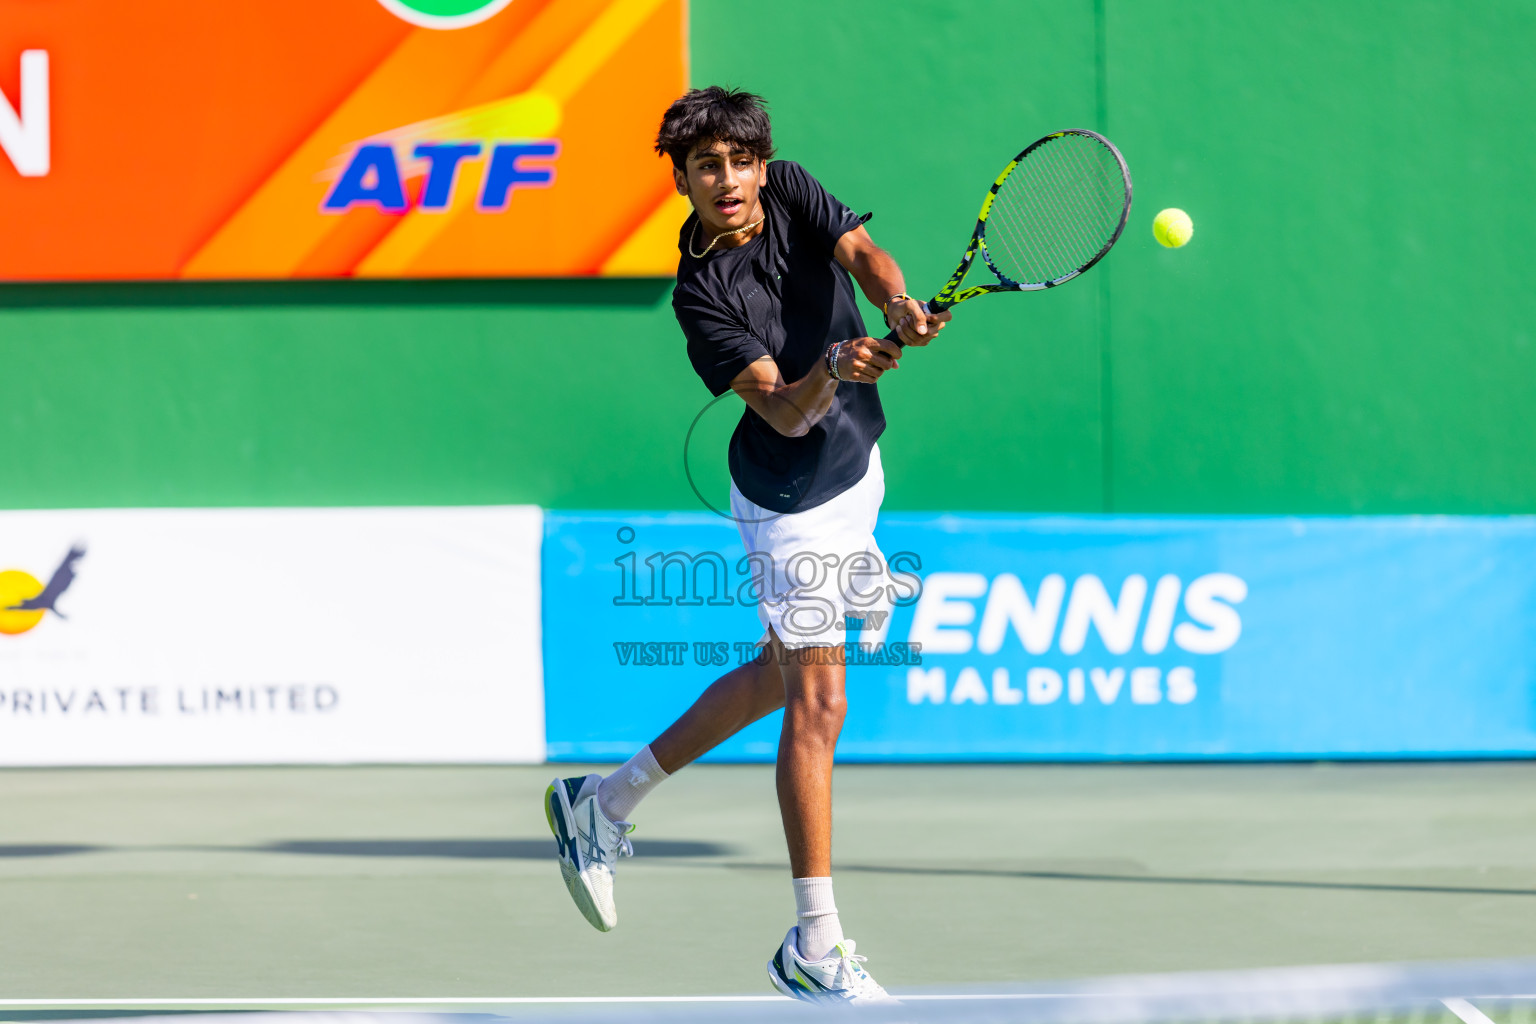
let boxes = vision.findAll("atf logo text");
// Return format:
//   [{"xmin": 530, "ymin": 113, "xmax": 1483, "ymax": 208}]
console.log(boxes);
[{"xmin": 322, "ymin": 141, "xmax": 559, "ymax": 214}]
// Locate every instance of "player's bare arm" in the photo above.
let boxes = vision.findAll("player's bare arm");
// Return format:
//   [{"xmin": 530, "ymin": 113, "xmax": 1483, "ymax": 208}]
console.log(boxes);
[
  {"xmin": 832, "ymin": 226, "xmax": 953, "ymax": 347},
  {"xmin": 729, "ymin": 338, "xmax": 901, "ymax": 439}
]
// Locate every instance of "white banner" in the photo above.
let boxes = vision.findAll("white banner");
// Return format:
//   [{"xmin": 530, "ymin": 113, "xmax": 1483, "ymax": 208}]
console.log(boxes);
[{"xmin": 0, "ymin": 507, "xmax": 544, "ymax": 765}]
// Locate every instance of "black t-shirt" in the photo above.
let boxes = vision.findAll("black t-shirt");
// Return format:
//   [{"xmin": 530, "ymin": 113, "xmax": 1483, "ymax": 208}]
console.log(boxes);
[{"xmin": 674, "ymin": 160, "xmax": 884, "ymax": 514}]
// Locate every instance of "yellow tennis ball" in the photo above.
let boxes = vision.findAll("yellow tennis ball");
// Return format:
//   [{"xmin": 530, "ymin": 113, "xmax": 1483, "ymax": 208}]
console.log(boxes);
[{"xmin": 1153, "ymin": 208, "xmax": 1194, "ymax": 248}]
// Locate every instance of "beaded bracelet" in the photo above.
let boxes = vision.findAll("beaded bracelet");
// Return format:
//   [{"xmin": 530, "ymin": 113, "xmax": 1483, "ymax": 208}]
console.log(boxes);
[{"xmin": 825, "ymin": 340, "xmax": 846, "ymax": 381}]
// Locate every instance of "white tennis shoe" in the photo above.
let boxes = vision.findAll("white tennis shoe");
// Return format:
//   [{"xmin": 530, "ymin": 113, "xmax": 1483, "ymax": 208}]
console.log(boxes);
[
  {"xmin": 767, "ymin": 926, "xmax": 895, "ymax": 1005},
  {"xmin": 544, "ymin": 773, "xmax": 633, "ymax": 931}
]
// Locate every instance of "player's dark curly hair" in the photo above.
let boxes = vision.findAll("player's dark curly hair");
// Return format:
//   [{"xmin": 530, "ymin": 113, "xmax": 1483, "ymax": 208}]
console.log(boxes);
[{"xmin": 654, "ymin": 86, "xmax": 775, "ymax": 171}]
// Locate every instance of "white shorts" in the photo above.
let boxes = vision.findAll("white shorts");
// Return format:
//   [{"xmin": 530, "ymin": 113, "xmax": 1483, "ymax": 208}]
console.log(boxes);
[{"xmin": 730, "ymin": 444, "xmax": 894, "ymax": 649}]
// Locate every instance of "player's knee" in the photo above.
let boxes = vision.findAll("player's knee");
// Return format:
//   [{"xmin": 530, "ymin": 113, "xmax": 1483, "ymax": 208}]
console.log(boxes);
[{"xmin": 787, "ymin": 687, "xmax": 846, "ymax": 738}]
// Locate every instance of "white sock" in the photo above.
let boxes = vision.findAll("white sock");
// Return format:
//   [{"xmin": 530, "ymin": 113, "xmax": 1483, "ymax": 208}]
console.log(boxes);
[
  {"xmin": 793, "ymin": 876, "xmax": 844, "ymax": 962},
  {"xmin": 596, "ymin": 745, "xmax": 668, "ymax": 823}
]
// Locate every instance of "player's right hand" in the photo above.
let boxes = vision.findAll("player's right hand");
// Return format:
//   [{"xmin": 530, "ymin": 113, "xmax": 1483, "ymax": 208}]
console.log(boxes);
[
  {"xmin": 837, "ymin": 337, "xmax": 902, "ymax": 383},
  {"xmin": 887, "ymin": 299, "xmax": 952, "ymax": 347}
]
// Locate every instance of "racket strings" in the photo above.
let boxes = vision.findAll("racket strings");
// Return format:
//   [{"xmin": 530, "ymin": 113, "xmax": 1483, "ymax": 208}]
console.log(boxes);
[
  {"xmin": 1031, "ymin": 140, "xmax": 1120, "ymax": 273},
  {"xmin": 994, "ymin": 141, "xmax": 1115, "ymax": 282},
  {"xmin": 1004, "ymin": 148, "xmax": 1102, "ymax": 279},
  {"xmin": 988, "ymin": 172, "xmax": 1084, "ymax": 284},
  {"xmin": 987, "ymin": 173, "xmax": 1058, "ymax": 285},
  {"xmin": 1049, "ymin": 137, "xmax": 1125, "ymax": 254},
  {"xmin": 984, "ymin": 133, "xmax": 1128, "ymax": 287},
  {"xmin": 1057, "ymin": 139, "xmax": 1123, "ymax": 241},
  {"xmin": 987, "ymin": 155, "xmax": 1074, "ymax": 283},
  {"xmin": 1020, "ymin": 141, "xmax": 1104, "ymax": 255}
]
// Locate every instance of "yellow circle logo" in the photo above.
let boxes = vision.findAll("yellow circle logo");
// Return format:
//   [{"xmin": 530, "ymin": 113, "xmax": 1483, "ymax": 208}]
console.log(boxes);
[{"xmin": 0, "ymin": 569, "xmax": 46, "ymax": 635}]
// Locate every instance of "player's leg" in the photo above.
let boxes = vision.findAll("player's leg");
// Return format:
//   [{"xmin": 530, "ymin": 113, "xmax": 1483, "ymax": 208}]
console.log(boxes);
[
  {"xmin": 775, "ymin": 640, "xmax": 843, "ymax": 882},
  {"xmin": 776, "ymin": 639, "xmax": 847, "ymax": 963},
  {"xmin": 649, "ymin": 644, "xmax": 785, "ymax": 773},
  {"xmin": 545, "ymin": 646, "xmax": 785, "ymax": 932},
  {"xmin": 761, "ymin": 445, "xmax": 893, "ymax": 1004},
  {"xmin": 590, "ymin": 643, "xmax": 788, "ymax": 825},
  {"xmin": 766, "ymin": 635, "xmax": 889, "ymax": 1004}
]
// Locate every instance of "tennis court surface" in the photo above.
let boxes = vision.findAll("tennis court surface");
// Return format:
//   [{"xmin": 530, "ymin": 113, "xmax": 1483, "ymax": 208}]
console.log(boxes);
[{"xmin": 3, "ymin": 761, "xmax": 1535, "ymax": 1009}]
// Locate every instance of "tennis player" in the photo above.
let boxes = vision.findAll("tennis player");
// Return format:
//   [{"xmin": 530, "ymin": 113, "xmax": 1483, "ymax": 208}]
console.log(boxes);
[{"xmin": 546, "ymin": 86, "xmax": 948, "ymax": 1004}]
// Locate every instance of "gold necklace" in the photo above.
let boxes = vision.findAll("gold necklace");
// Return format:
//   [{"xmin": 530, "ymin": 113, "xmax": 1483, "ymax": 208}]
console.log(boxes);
[{"xmin": 689, "ymin": 213, "xmax": 766, "ymax": 259}]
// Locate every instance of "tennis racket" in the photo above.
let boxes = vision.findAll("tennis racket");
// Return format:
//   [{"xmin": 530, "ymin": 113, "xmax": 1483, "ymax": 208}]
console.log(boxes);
[{"xmin": 891, "ymin": 129, "xmax": 1132, "ymax": 343}]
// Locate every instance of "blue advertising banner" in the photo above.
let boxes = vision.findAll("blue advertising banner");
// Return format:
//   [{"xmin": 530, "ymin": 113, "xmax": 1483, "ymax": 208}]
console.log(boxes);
[{"xmin": 542, "ymin": 513, "xmax": 1536, "ymax": 761}]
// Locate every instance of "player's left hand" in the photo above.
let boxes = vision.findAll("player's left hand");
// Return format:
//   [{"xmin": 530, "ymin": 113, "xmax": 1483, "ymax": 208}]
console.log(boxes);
[{"xmin": 887, "ymin": 298, "xmax": 951, "ymax": 347}]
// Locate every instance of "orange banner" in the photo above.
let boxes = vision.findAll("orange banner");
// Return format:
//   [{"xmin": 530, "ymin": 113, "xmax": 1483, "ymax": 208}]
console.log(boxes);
[{"xmin": 0, "ymin": 0, "xmax": 688, "ymax": 280}]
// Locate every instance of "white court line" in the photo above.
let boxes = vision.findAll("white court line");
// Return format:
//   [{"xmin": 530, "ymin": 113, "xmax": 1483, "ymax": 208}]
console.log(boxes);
[
  {"xmin": 0, "ymin": 999, "xmax": 783, "ymax": 1007},
  {"xmin": 0, "ymin": 994, "xmax": 1077, "ymax": 1007},
  {"xmin": 1445, "ymin": 997, "xmax": 1502, "ymax": 1024},
  {"xmin": 1, "ymin": 994, "xmax": 1529, "ymax": 1010}
]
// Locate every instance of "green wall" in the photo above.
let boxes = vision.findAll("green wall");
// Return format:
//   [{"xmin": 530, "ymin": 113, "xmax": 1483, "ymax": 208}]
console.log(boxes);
[{"xmin": 2, "ymin": 1, "xmax": 1533, "ymax": 514}]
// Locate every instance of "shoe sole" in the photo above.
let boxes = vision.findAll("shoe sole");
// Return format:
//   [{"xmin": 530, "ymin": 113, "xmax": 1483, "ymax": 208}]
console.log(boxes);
[
  {"xmin": 544, "ymin": 781, "xmax": 614, "ymax": 933},
  {"xmin": 767, "ymin": 962, "xmax": 797, "ymax": 999},
  {"xmin": 767, "ymin": 946, "xmax": 812, "ymax": 1002}
]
